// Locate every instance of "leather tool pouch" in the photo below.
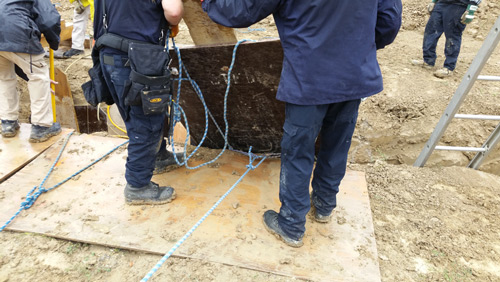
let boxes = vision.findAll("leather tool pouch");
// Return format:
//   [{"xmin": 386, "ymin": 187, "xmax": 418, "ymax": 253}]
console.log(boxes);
[
  {"xmin": 123, "ymin": 42, "xmax": 172, "ymax": 115},
  {"xmin": 81, "ymin": 46, "xmax": 115, "ymax": 107}
]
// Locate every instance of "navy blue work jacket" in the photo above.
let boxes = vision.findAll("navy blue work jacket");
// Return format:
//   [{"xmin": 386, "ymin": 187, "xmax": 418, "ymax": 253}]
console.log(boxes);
[
  {"xmin": 203, "ymin": 0, "xmax": 402, "ymax": 105},
  {"xmin": 94, "ymin": 0, "xmax": 165, "ymax": 53},
  {"xmin": 0, "ymin": 0, "xmax": 61, "ymax": 54}
]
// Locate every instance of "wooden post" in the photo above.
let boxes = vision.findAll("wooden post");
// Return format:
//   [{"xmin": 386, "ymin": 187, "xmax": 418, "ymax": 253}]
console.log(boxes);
[
  {"xmin": 54, "ymin": 67, "xmax": 79, "ymax": 132},
  {"xmin": 181, "ymin": 0, "xmax": 237, "ymax": 45}
]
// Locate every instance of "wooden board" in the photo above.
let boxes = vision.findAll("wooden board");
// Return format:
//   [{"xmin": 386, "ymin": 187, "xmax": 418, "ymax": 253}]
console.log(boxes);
[
  {"xmin": 0, "ymin": 124, "xmax": 73, "ymax": 183},
  {"xmin": 41, "ymin": 20, "xmax": 73, "ymax": 48},
  {"xmin": 54, "ymin": 67, "xmax": 79, "ymax": 131},
  {"xmin": 171, "ymin": 40, "xmax": 285, "ymax": 153},
  {"xmin": 181, "ymin": 0, "xmax": 237, "ymax": 46},
  {"xmin": 0, "ymin": 134, "xmax": 380, "ymax": 281}
]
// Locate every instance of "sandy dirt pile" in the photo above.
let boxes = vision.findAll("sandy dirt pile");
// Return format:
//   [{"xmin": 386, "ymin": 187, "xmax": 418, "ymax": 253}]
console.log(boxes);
[{"xmin": 2, "ymin": 0, "xmax": 500, "ymax": 281}]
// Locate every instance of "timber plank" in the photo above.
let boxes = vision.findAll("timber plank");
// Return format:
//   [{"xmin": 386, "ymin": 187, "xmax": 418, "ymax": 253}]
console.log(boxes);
[
  {"xmin": 41, "ymin": 20, "xmax": 73, "ymax": 48},
  {"xmin": 181, "ymin": 0, "xmax": 237, "ymax": 46},
  {"xmin": 0, "ymin": 124, "xmax": 73, "ymax": 183},
  {"xmin": 54, "ymin": 67, "xmax": 79, "ymax": 131}
]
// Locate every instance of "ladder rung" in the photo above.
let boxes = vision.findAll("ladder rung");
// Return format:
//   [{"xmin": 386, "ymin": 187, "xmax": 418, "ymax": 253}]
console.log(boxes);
[
  {"xmin": 477, "ymin": 75, "xmax": 500, "ymax": 81},
  {"xmin": 455, "ymin": 114, "xmax": 500, "ymax": 120},
  {"xmin": 435, "ymin": 146, "xmax": 487, "ymax": 152}
]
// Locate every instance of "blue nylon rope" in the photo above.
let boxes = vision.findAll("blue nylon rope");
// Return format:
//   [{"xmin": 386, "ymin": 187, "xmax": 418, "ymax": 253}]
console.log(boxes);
[
  {"xmin": 0, "ymin": 133, "xmax": 129, "ymax": 232},
  {"xmin": 140, "ymin": 36, "xmax": 273, "ymax": 281},
  {"xmin": 141, "ymin": 148, "xmax": 267, "ymax": 282},
  {"xmin": 168, "ymin": 38, "xmax": 256, "ymax": 170}
]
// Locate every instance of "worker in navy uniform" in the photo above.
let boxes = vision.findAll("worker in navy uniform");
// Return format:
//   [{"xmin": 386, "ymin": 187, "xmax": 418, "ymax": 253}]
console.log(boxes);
[
  {"xmin": 412, "ymin": 0, "xmax": 482, "ymax": 78},
  {"xmin": 202, "ymin": 0, "xmax": 402, "ymax": 247},
  {"xmin": 93, "ymin": 0, "xmax": 183, "ymax": 205}
]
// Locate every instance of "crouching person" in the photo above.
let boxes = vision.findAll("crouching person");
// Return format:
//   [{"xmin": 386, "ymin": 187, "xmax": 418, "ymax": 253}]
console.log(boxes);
[
  {"xmin": 92, "ymin": 0, "xmax": 183, "ymax": 205},
  {"xmin": 0, "ymin": 0, "xmax": 62, "ymax": 142}
]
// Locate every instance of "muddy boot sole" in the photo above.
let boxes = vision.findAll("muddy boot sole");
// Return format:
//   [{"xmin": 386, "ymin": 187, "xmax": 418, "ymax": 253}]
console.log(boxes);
[
  {"xmin": 125, "ymin": 190, "xmax": 177, "ymax": 206},
  {"xmin": 262, "ymin": 216, "xmax": 303, "ymax": 248}
]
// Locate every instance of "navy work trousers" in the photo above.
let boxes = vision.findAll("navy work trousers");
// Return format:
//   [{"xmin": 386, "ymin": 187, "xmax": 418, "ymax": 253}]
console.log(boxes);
[
  {"xmin": 277, "ymin": 100, "xmax": 361, "ymax": 240},
  {"xmin": 423, "ymin": 2, "xmax": 467, "ymax": 71},
  {"xmin": 100, "ymin": 52, "xmax": 165, "ymax": 188}
]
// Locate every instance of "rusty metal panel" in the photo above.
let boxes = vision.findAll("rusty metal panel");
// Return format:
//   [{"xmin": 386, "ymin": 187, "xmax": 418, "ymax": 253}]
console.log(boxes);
[
  {"xmin": 0, "ymin": 124, "xmax": 72, "ymax": 183},
  {"xmin": 0, "ymin": 134, "xmax": 380, "ymax": 282},
  {"xmin": 170, "ymin": 40, "xmax": 285, "ymax": 153}
]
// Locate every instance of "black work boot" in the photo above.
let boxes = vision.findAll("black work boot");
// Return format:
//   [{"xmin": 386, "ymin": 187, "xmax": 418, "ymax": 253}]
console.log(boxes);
[
  {"xmin": 124, "ymin": 181, "xmax": 176, "ymax": 205},
  {"xmin": 1, "ymin": 119, "xmax": 20, "ymax": 138},
  {"xmin": 153, "ymin": 150, "xmax": 184, "ymax": 175},
  {"xmin": 262, "ymin": 210, "xmax": 303, "ymax": 248},
  {"xmin": 29, "ymin": 122, "xmax": 61, "ymax": 143},
  {"xmin": 311, "ymin": 204, "xmax": 332, "ymax": 223},
  {"xmin": 310, "ymin": 194, "xmax": 333, "ymax": 223},
  {"xmin": 63, "ymin": 48, "xmax": 84, "ymax": 58}
]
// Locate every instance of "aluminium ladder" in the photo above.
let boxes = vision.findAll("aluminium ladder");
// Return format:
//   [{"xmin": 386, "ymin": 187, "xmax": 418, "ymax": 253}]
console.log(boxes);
[{"xmin": 414, "ymin": 15, "xmax": 500, "ymax": 169}]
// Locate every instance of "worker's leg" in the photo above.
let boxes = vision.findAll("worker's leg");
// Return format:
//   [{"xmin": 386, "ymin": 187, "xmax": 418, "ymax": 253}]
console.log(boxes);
[
  {"xmin": 311, "ymin": 99, "xmax": 361, "ymax": 217},
  {"xmin": 71, "ymin": 5, "xmax": 90, "ymax": 51},
  {"xmin": 442, "ymin": 4, "xmax": 467, "ymax": 71},
  {"xmin": 63, "ymin": 5, "xmax": 90, "ymax": 58},
  {"xmin": 0, "ymin": 52, "xmax": 19, "ymax": 121},
  {"xmin": 277, "ymin": 103, "xmax": 327, "ymax": 240},
  {"xmin": 6, "ymin": 52, "xmax": 53, "ymax": 127},
  {"xmin": 423, "ymin": 3, "xmax": 445, "ymax": 66},
  {"xmin": 100, "ymin": 53, "xmax": 165, "ymax": 188}
]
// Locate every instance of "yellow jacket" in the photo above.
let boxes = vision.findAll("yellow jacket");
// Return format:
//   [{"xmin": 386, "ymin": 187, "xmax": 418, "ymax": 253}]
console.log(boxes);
[{"xmin": 69, "ymin": 0, "xmax": 94, "ymax": 21}]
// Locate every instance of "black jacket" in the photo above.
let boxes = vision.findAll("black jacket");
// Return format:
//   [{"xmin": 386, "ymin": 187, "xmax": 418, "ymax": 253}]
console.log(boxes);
[{"xmin": 0, "ymin": 0, "xmax": 61, "ymax": 54}]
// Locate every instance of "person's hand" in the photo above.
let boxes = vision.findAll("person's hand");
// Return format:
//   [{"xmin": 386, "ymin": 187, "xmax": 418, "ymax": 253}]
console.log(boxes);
[
  {"xmin": 426, "ymin": 2, "xmax": 435, "ymax": 14},
  {"xmin": 50, "ymin": 79, "xmax": 58, "ymax": 94},
  {"xmin": 169, "ymin": 25, "xmax": 179, "ymax": 38},
  {"xmin": 461, "ymin": 4, "xmax": 478, "ymax": 24}
]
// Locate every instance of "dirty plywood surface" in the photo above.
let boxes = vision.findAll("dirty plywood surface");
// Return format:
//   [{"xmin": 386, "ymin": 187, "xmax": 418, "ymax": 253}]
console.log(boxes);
[
  {"xmin": 0, "ymin": 124, "xmax": 72, "ymax": 183},
  {"xmin": 0, "ymin": 134, "xmax": 380, "ymax": 282},
  {"xmin": 171, "ymin": 40, "xmax": 285, "ymax": 153}
]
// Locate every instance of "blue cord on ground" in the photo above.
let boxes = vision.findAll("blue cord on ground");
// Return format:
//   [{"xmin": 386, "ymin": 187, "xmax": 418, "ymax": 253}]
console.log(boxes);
[
  {"xmin": 0, "ymin": 133, "xmax": 129, "ymax": 232},
  {"xmin": 141, "ymin": 148, "xmax": 267, "ymax": 282}
]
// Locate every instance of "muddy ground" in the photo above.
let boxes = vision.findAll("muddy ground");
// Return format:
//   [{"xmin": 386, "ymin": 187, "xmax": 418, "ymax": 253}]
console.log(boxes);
[{"xmin": 2, "ymin": 0, "xmax": 500, "ymax": 281}]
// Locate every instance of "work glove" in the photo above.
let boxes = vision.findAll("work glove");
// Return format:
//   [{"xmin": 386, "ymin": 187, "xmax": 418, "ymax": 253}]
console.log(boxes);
[
  {"xmin": 169, "ymin": 25, "xmax": 179, "ymax": 38},
  {"xmin": 461, "ymin": 4, "xmax": 478, "ymax": 24},
  {"xmin": 74, "ymin": 0, "xmax": 85, "ymax": 14},
  {"xmin": 426, "ymin": 0, "xmax": 436, "ymax": 14}
]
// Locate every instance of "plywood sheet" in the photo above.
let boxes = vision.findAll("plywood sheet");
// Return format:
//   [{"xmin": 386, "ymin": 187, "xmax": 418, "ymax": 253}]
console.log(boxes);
[
  {"xmin": 170, "ymin": 40, "xmax": 285, "ymax": 153},
  {"xmin": 0, "ymin": 124, "xmax": 72, "ymax": 183},
  {"xmin": 0, "ymin": 134, "xmax": 380, "ymax": 282}
]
